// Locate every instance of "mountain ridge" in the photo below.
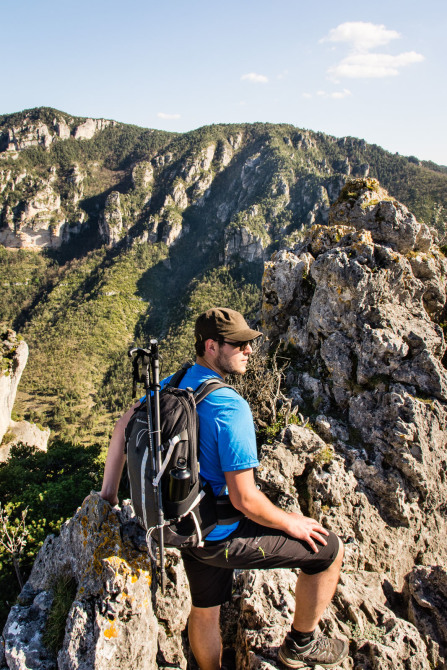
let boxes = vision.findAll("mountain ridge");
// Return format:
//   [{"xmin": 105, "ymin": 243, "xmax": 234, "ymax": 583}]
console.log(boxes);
[{"xmin": 1, "ymin": 107, "xmax": 446, "ymax": 448}]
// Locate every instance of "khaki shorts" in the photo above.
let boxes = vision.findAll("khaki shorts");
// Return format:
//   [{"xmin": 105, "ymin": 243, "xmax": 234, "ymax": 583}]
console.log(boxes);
[{"xmin": 181, "ymin": 517, "xmax": 340, "ymax": 608}]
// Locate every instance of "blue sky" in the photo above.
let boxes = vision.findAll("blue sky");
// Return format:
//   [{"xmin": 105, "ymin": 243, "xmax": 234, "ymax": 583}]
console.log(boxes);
[{"xmin": 2, "ymin": 0, "xmax": 446, "ymax": 165}]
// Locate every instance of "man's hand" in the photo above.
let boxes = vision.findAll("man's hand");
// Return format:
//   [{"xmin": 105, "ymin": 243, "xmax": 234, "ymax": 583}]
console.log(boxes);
[
  {"xmin": 100, "ymin": 492, "xmax": 119, "ymax": 506},
  {"xmin": 226, "ymin": 468, "xmax": 329, "ymax": 553},
  {"xmin": 283, "ymin": 512, "xmax": 329, "ymax": 553}
]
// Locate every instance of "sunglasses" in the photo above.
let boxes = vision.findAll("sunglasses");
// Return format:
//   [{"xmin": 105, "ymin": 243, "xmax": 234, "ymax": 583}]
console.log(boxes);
[{"xmin": 221, "ymin": 340, "xmax": 252, "ymax": 351}]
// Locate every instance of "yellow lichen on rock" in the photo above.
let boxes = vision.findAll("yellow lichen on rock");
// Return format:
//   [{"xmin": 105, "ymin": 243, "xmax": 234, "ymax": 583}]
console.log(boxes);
[
  {"xmin": 103, "ymin": 621, "xmax": 119, "ymax": 639},
  {"xmin": 309, "ymin": 224, "xmax": 355, "ymax": 256}
]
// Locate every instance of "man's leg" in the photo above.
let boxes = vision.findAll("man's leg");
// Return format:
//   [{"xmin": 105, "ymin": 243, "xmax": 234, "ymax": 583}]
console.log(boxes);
[
  {"xmin": 188, "ymin": 604, "xmax": 222, "ymax": 670},
  {"xmin": 278, "ymin": 537, "xmax": 348, "ymax": 668},
  {"xmin": 293, "ymin": 537, "xmax": 344, "ymax": 632}
]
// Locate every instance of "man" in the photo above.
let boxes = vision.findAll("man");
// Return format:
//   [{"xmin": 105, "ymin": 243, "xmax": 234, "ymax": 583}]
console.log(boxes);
[{"xmin": 100, "ymin": 307, "xmax": 348, "ymax": 670}]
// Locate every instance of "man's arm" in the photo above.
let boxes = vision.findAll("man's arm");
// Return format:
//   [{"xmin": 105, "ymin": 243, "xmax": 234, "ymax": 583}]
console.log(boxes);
[
  {"xmin": 225, "ymin": 468, "xmax": 329, "ymax": 553},
  {"xmin": 100, "ymin": 401, "xmax": 140, "ymax": 506}
]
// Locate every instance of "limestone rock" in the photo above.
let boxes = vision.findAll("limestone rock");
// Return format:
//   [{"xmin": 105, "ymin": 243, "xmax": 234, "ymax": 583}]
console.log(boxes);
[
  {"xmin": 2, "ymin": 494, "xmax": 190, "ymax": 670},
  {"xmin": 403, "ymin": 565, "xmax": 447, "ymax": 669},
  {"xmin": 0, "ymin": 331, "xmax": 28, "ymax": 442},
  {"xmin": 3, "ymin": 589, "xmax": 56, "ymax": 670},
  {"xmin": 260, "ymin": 178, "xmax": 447, "ymax": 669},
  {"xmin": 132, "ymin": 161, "xmax": 154, "ymax": 190},
  {"xmin": 241, "ymin": 153, "xmax": 262, "ymax": 193},
  {"xmin": 168, "ymin": 181, "xmax": 188, "ymax": 210},
  {"xmin": 3, "ymin": 123, "xmax": 53, "ymax": 153},
  {"xmin": 224, "ymin": 226, "xmax": 264, "ymax": 264},
  {"xmin": 216, "ymin": 139, "xmax": 234, "ymax": 168},
  {"xmin": 160, "ymin": 207, "xmax": 185, "ymax": 246},
  {"xmin": 65, "ymin": 165, "xmax": 84, "ymax": 204},
  {"xmin": 0, "ymin": 164, "xmax": 87, "ymax": 249},
  {"xmin": 99, "ymin": 192, "xmax": 123, "ymax": 246},
  {"xmin": 190, "ymin": 172, "xmax": 213, "ymax": 204},
  {"xmin": 181, "ymin": 145, "xmax": 215, "ymax": 185},
  {"xmin": 73, "ymin": 118, "xmax": 115, "ymax": 141},
  {"xmin": 262, "ymin": 250, "xmax": 314, "ymax": 339},
  {"xmin": 235, "ymin": 569, "xmax": 300, "ymax": 669},
  {"xmin": 0, "ymin": 329, "xmax": 51, "ymax": 461},
  {"xmin": 54, "ymin": 118, "xmax": 70, "ymax": 140},
  {"xmin": 329, "ymin": 179, "xmax": 433, "ymax": 254},
  {"xmin": 0, "ymin": 176, "xmax": 65, "ymax": 249},
  {"xmin": 0, "ymin": 421, "xmax": 50, "ymax": 462}
]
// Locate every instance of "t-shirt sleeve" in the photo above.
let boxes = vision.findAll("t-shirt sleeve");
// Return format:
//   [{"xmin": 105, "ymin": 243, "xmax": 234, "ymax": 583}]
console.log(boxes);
[{"xmin": 215, "ymin": 394, "xmax": 259, "ymax": 472}]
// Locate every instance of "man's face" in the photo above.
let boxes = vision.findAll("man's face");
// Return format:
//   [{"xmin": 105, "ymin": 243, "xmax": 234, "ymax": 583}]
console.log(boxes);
[{"xmin": 215, "ymin": 340, "xmax": 253, "ymax": 377}]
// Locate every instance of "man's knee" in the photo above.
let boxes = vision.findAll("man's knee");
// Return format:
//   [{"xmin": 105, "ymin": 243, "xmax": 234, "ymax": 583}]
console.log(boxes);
[
  {"xmin": 190, "ymin": 604, "xmax": 221, "ymax": 626},
  {"xmin": 327, "ymin": 535, "xmax": 344, "ymax": 571}
]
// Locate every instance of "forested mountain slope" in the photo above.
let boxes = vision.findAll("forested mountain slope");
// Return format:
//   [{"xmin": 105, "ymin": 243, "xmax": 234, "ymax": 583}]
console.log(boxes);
[{"xmin": 1, "ymin": 107, "xmax": 446, "ymax": 445}]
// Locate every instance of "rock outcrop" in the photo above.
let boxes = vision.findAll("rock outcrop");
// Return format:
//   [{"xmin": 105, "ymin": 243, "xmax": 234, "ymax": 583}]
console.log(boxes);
[
  {"xmin": 98, "ymin": 192, "xmax": 123, "ymax": 247},
  {"xmin": 0, "ymin": 328, "xmax": 49, "ymax": 461},
  {"xmin": 2, "ymin": 494, "xmax": 190, "ymax": 670},
  {"xmin": 260, "ymin": 178, "xmax": 447, "ymax": 668},
  {"xmin": 1, "ymin": 112, "xmax": 115, "ymax": 154},
  {"xmin": 0, "ymin": 164, "xmax": 86, "ymax": 249},
  {"xmin": 0, "ymin": 329, "xmax": 28, "ymax": 443},
  {"xmin": 2, "ymin": 180, "xmax": 447, "ymax": 669}
]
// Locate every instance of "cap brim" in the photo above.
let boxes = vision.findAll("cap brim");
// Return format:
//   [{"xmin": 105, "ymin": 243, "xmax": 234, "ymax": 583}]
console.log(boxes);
[{"xmin": 229, "ymin": 328, "xmax": 263, "ymax": 341}]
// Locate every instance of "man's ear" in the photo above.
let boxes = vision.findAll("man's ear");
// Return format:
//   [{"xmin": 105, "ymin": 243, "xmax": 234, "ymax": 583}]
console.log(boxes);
[{"xmin": 204, "ymin": 338, "xmax": 218, "ymax": 357}]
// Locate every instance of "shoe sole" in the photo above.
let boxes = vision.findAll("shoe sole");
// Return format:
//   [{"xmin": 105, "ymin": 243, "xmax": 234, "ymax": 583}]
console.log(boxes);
[{"xmin": 278, "ymin": 640, "xmax": 349, "ymax": 669}]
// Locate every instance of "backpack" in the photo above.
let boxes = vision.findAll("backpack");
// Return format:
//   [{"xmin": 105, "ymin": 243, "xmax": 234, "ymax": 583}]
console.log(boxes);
[{"xmin": 124, "ymin": 364, "xmax": 243, "ymax": 549}]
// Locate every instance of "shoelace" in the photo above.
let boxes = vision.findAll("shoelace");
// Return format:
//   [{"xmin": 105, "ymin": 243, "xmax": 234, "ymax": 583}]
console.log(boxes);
[{"xmin": 304, "ymin": 636, "xmax": 335, "ymax": 660}]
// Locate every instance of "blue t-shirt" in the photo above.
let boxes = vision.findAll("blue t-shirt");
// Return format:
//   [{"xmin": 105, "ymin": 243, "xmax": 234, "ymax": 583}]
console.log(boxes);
[{"xmin": 161, "ymin": 363, "xmax": 259, "ymax": 540}]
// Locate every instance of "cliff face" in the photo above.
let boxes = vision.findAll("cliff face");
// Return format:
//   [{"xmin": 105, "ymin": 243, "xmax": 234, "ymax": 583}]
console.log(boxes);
[
  {"xmin": 0, "ymin": 328, "xmax": 49, "ymax": 461},
  {"xmin": 1, "ymin": 181, "xmax": 446, "ymax": 669},
  {"xmin": 0, "ymin": 109, "xmax": 114, "ymax": 249},
  {"xmin": 0, "ymin": 110, "xmax": 115, "ymax": 154},
  {"xmin": 0, "ymin": 328, "xmax": 28, "ymax": 442}
]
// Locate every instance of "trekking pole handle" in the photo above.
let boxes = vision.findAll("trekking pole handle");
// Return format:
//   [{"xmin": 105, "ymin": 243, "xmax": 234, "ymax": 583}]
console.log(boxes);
[{"xmin": 128, "ymin": 347, "xmax": 152, "ymax": 396}]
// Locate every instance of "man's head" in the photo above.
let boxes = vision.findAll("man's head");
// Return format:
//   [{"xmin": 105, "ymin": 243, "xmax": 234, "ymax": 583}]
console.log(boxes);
[{"xmin": 194, "ymin": 307, "xmax": 262, "ymax": 377}]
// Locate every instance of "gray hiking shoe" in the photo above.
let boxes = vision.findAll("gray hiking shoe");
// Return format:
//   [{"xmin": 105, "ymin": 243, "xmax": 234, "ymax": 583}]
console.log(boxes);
[{"xmin": 278, "ymin": 631, "xmax": 349, "ymax": 668}]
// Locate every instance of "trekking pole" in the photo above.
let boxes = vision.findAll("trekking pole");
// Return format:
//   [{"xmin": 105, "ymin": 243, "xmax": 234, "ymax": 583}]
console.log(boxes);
[
  {"xmin": 150, "ymin": 339, "xmax": 166, "ymax": 593},
  {"xmin": 128, "ymin": 347, "xmax": 165, "ymax": 592}
]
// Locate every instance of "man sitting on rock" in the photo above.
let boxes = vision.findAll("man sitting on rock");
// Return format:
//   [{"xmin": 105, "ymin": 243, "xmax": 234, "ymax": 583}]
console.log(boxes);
[{"xmin": 100, "ymin": 307, "xmax": 348, "ymax": 670}]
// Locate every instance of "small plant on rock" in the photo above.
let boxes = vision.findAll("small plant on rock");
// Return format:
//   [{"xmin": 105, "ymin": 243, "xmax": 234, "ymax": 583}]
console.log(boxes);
[{"xmin": 0, "ymin": 503, "xmax": 29, "ymax": 589}]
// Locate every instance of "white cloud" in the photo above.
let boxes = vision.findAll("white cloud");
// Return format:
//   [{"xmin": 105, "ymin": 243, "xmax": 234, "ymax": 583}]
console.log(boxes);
[
  {"xmin": 321, "ymin": 21, "xmax": 400, "ymax": 51},
  {"xmin": 330, "ymin": 88, "xmax": 352, "ymax": 99},
  {"xmin": 329, "ymin": 51, "xmax": 424, "ymax": 79},
  {"xmin": 315, "ymin": 89, "xmax": 352, "ymax": 99},
  {"xmin": 241, "ymin": 72, "xmax": 269, "ymax": 84},
  {"xmin": 302, "ymin": 92, "xmax": 312, "ymax": 99},
  {"xmin": 321, "ymin": 21, "xmax": 424, "ymax": 80},
  {"xmin": 157, "ymin": 112, "xmax": 181, "ymax": 120}
]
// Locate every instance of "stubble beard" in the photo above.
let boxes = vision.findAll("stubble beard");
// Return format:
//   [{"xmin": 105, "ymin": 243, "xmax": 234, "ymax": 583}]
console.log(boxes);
[{"xmin": 215, "ymin": 350, "xmax": 247, "ymax": 377}]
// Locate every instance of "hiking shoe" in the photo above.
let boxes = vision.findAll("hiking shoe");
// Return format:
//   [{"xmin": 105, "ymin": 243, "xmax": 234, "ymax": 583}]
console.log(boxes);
[{"xmin": 278, "ymin": 631, "xmax": 349, "ymax": 668}]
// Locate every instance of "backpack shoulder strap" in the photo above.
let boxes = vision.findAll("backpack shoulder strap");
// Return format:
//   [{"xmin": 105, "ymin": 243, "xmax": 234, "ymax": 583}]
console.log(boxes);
[
  {"xmin": 194, "ymin": 378, "xmax": 234, "ymax": 405},
  {"xmin": 167, "ymin": 362, "xmax": 193, "ymax": 389}
]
